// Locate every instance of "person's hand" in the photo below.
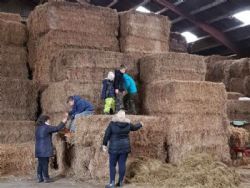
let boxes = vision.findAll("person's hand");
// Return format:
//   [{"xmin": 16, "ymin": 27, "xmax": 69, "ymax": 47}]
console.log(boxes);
[
  {"xmin": 115, "ymin": 89, "xmax": 119, "ymax": 94},
  {"xmin": 64, "ymin": 112, "xmax": 69, "ymax": 118},
  {"xmin": 102, "ymin": 145, "xmax": 108, "ymax": 152},
  {"xmin": 62, "ymin": 117, "xmax": 68, "ymax": 124},
  {"xmin": 140, "ymin": 122, "xmax": 144, "ymax": 127}
]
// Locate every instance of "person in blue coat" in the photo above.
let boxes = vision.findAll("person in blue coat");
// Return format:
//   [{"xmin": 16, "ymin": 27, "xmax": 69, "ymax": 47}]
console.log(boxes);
[
  {"xmin": 123, "ymin": 73, "xmax": 138, "ymax": 115},
  {"xmin": 67, "ymin": 95, "xmax": 94, "ymax": 132},
  {"xmin": 102, "ymin": 110, "xmax": 143, "ymax": 188},
  {"xmin": 35, "ymin": 115, "xmax": 67, "ymax": 183}
]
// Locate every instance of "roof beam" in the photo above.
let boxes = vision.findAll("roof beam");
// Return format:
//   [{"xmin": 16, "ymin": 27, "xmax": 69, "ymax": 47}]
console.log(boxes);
[
  {"xmin": 155, "ymin": 0, "xmax": 184, "ymax": 14},
  {"xmin": 154, "ymin": 0, "xmax": 241, "ymax": 54},
  {"xmin": 172, "ymin": 0, "xmax": 227, "ymax": 24},
  {"xmin": 107, "ymin": 0, "xmax": 118, "ymax": 7}
]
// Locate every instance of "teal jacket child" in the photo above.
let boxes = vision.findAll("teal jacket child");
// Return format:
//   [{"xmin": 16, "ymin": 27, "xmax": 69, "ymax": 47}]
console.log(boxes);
[{"xmin": 123, "ymin": 74, "xmax": 137, "ymax": 94}]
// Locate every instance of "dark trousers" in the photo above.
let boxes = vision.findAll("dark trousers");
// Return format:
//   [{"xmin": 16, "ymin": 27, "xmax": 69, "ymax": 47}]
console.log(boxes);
[
  {"xmin": 109, "ymin": 153, "xmax": 128, "ymax": 184},
  {"xmin": 123, "ymin": 93, "xmax": 138, "ymax": 115},
  {"xmin": 37, "ymin": 157, "xmax": 49, "ymax": 180},
  {"xmin": 115, "ymin": 92, "xmax": 124, "ymax": 112}
]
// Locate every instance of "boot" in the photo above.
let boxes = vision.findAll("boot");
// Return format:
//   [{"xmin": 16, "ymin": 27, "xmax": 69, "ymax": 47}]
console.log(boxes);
[
  {"xmin": 116, "ymin": 181, "xmax": 123, "ymax": 187},
  {"xmin": 37, "ymin": 175, "xmax": 44, "ymax": 183},
  {"xmin": 44, "ymin": 178, "xmax": 53, "ymax": 183},
  {"xmin": 105, "ymin": 181, "xmax": 115, "ymax": 188}
]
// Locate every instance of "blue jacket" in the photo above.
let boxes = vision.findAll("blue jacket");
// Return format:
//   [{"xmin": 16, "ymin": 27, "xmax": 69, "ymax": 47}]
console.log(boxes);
[
  {"xmin": 101, "ymin": 79, "xmax": 115, "ymax": 99},
  {"xmin": 103, "ymin": 121, "xmax": 142, "ymax": 154},
  {"xmin": 114, "ymin": 70, "xmax": 125, "ymax": 92},
  {"xmin": 35, "ymin": 122, "xmax": 65, "ymax": 158},
  {"xmin": 123, "ymin": 74, "xmax": 137, "ymax": 94},
  {"xmin": 69, "ymin": 96, "xmax": 94, "ymax": 119}
]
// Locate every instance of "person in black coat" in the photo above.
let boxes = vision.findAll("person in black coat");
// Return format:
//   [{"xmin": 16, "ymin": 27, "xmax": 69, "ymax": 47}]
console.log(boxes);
[
  {"xmin": 114, "ymin": 64, "xmax": 127, "ymax": 112},
  {"xmin": 102, "ymin": 110, "xmax": 143, "ymax": 188},
  {"xmin": 35, "ymin": 115, "xmax": 67, "ymax": 183}
]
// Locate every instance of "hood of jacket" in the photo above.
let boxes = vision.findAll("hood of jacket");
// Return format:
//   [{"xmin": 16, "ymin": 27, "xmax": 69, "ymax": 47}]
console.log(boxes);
[{"xmin": 72, "ymin": 95, "xmax": 81, "ymax": 102}]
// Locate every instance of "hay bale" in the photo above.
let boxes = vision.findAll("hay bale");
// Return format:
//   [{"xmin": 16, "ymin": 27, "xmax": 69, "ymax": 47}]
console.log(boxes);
[
  {"xmin": 35, "ymin": 48, "xmax": 140, "ymax": 84},
  {"xmin": 169, "ymin": 32, "xmax": 187, "ymax": 53},
  {"xmin": 228, "ymin": 126, "xmax": 249, "ymax": 147},
  {"xmin": 71, "ymin": 115, "xmax": 167, "ymax": 180},
  {"xmin": 119, "ymin": 10, "xmax": 170, "ymax": 53},
  {"xmin": 126, "ymin": 154, "xmax": 240, "ymax": 187},
  {"xmin": 227, "ymin": 92, "xmax": 244, "ymax": 100},
  {"xmin": 229, "ymin": 58, "xmax": 250, "ymax": 78},
  {"xmin": 140, "ymin": 53, "xmax": 206, "ymax": 84},
  {"xmin": 0, "ymin": 78, "xmax": 38, "ymax": 121},
  {"xmin": 227, "ymin": 100, "xmax": 250, "ymax": 122},
  {"xmin": 41, "ymin": 81, "xmax": 102, "ymax": 114},
  {"xmin": 0, "ymin": 45, "xmax": 28, "ymax": 79},
  {"xmin": 0, "ymin": 19, "xmax": 27, "ymax": 46},
  {"xmin": 0, "ymin": 12, "xmax": 21, "ymax": 22},
  {"xmin": 0, "ymin": 121, "xmax": 35, "ymax": 144},
  {"xmin": 28, "ymin": 1, "xmax": 119, "ymax": 39},
  {"xmin": 229, "ymin": 78, "xmax": 245, "ymax": 94},
  {"xmin": 0, "ymin": 142, "xmax": 35, "ymax": 176},
  {"xmin": 243, "ymin": 76, "xmax": 250, "ymax": 97},
  {"xmin": 143, "ymin": 81, "xmax": 226, "ymax": 115}
]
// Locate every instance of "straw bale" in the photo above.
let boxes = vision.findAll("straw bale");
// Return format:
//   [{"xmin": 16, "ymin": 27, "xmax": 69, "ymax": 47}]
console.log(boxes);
[
  {"xmin": 0, "ymin": 19, "xmax": 27, "ymax": 46},
  {"xmin": 143, "ymin": 81, "xmax": 226, "ymax": 115},
  {"xmin": 41, "ymin": 81, "xmax": 102, "ymax": 114},
  {"xmin": 140, "ymin": 53, "xmax": 206, "ymax": 84},
  {"xmin": 165, "ymin": 113, "xmax": 230, "ymax": 164},
  {"xmin": 0, "ymin": 12, "xmax": 21, "ymax": 22},
  {"xmin": 0, "ymin": 142, "xmax": 35, "ymax": 176},
  {"xmin": 0, "ymin": 45, "xmax": 28, "ymax": 79},
  {"xmin": 227, "ymin": 100, "xmax": 250, "ymax": 122},
  {"xmin": 204, "ymin": 55, "xmax": 231, "ymax": 65},
  {"xmin": 0, "ymin": 121, "xmax": 35, "ymax": 144},
  {"xmin": 0, "ymin": 78, "xmax": 38, "ymax": 121},
  {"xmin": 126, "ymin": 154, "xmax": 240, "ymax": 188},
  {"xmin": 229, "ymin": 58, "xmax": 250, "ymax": 78},
  {"xmin": 227, "ymin": 92, "xmax": 244, "ymax": 100},
  {"xmin": 120, "ymin": 36, "xmax": 168, "ymax": 53},
  {"xmin": 71, "ymin": 115, "xmax": 167, "ymax": 180},
  {"xmin": 49, "ymin": 49, "xmax": 139, "ymax": 82},
  {"xmin": 228, "ymin": 126, "xmax": 249, "ymax": 147},
  {"xmin": 229, "ymin": 78, "xmax": 244, "ymax": 94},
  {"xmin": 28, "ymin": 1, "xmax": 118, "ymax": 39},
  {"xmin": 119, "ymin": 10, "xmax": 170, "ymax": 41},
  {"xmin": 169, "ymin": 32, "xmax": 187, "ymax": 53},
  {"xmin": 243, "ymin": 76, "xmax": 250, "ymax": 97}
]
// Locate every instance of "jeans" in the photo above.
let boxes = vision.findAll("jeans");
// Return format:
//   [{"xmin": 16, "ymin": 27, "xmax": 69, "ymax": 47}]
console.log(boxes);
[
  {"xmin": 109, "ymin": 153, "xmax": 128, "ymax": 184},
  {"xmin": 37, "ymin": 157, "xmax": 49, "ymax": 180},
  {"xmin": 68, "ymin": 111, "xmax": 94, "ymax": 132},
  {"xmin": 123, "ymin": 93, "xmax": 138, "ymax": 115},
  {"xmin": 115, "ymin": 92, "xmax": 124, "ymax": 113},
  {"xmin": 104, "ymin": 98, "xmax": 115, "ymax": 114}
]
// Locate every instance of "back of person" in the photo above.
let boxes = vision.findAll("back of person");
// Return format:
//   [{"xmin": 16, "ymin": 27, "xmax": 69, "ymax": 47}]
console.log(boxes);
[
  {"xmin": 123, "ymin": 73, "xmax": 137, "ymax": 94},
  {"xmin": 73, "ymin": 95, "xmax": 94, "ymax": 112}
]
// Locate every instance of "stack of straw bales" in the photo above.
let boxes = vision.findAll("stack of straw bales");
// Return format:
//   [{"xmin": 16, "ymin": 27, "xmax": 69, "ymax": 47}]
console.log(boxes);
[
  {"xmin": 227, "ymin": 100, "xmax": 250, "ymax": 122},
  {"xmin": 140, "ymin": 53, "xmax": 230, "ymax": 164},
  {"xmin": 169, "ymin": 32, "xmax": 187, "ymax": 53},
  {"xmin": 205, "ymin": 57, "xmax": 250, "ymax": 96},
  {"xmin": 55, "ymin": 115, "xmax": 167, "ymax": 180},
  {"xmin": 227, "ymin": 92, "xmax": 244, "ymax": 100},
  {"xmin": 0, "ymin": 13, "xmax": 36, "ymax": 176},
  {"xmin": 27, "ymin": 1, "xmax": 119, "ymax": 75},
  {"xmin": 119, "ymin": 10, "xmax": 171, "ymax": 53}
]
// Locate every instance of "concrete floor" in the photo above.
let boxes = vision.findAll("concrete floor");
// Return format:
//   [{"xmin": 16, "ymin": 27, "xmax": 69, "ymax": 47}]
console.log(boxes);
[{"xmin": 1, "ymin": 166, "xmax": 250, "ymax": 188}]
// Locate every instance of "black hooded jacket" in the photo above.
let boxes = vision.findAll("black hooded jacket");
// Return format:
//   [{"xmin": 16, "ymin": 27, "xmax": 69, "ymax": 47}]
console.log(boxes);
[{"xmin": 103, "ymin": 119, "xmax": 142, "ymax": 154}]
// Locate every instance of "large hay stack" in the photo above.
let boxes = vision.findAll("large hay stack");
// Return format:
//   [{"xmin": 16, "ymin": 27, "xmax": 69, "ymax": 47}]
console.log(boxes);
[
  {"xmin": 0, "ymin": 12, "xmax": 37, "ymax": 177},
  {"xmin": 119, "ymin": 10, "xmax": 171, "ymax": 53},
  {"xmin": 27, "ymin": 1, "xmax": 119, "ymax": 73}
]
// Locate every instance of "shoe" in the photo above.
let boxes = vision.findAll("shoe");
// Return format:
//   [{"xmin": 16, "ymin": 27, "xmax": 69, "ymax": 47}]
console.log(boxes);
[
  {"xmin": 44, "ymin": 178, "xmax": 53, "ymax": 183},
  {"xmin": 105, "ymin": 181, "xmax": 115, "ymax": 188},
  {"xmin": 116, "ymin": 182, "xmax": 123, "ymax": 187},
  {"xmin": 37, "ymin": 175, "xmax": 44, "ymax": 183}
]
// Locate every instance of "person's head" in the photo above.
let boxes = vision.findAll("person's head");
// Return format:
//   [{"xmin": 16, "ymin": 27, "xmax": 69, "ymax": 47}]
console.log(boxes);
[
  {"xmin": 107, "ymin": 71, "xmax": 115, "ymax": 81},
  {"xmin": 112, "ymin": 110, "xmax": 131, "ymax": 123},
  {"xmin": 67, "ymin": 96, "xmax": 75, "ymax": 107},
  {"xmin": 120, "ymin": 64, "xmax": 127, "ymax": 74},
  {"xmin": 36, "ymin": 115, "xmax": 50, "ymax": 126}
]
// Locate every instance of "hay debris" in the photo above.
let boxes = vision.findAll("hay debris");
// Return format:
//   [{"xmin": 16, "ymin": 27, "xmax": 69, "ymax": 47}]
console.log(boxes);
[
  {"xmin": 140, "ymin": 53, "xmax": 206, "ymax": 84},
  {"xmin": 0, "ymin": 142, "xmax": 35, "ymax": 176},
  {"xmin": 0, "ymin": 121, "xmax": 35, "ymax": 144},
  {"xmin": 126, "ymin": 153, "xmax": 240, "ymax": 188},
  {"xmin": 0, "ymin": 77, "xmax": 38, "ymax": 121},
  {"xmin": 228, "ymin": 126, "xmax": 249, "ymax": 148}
]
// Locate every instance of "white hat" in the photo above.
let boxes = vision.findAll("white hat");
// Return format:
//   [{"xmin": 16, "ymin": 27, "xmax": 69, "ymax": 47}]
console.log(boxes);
[
  {"xmin": 107, "ymin": 71, "xmax": 115, "ymax": 81},
  {"xmin": 112, "ymin": 110, "xmax": 131, "ymax": 123}
]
